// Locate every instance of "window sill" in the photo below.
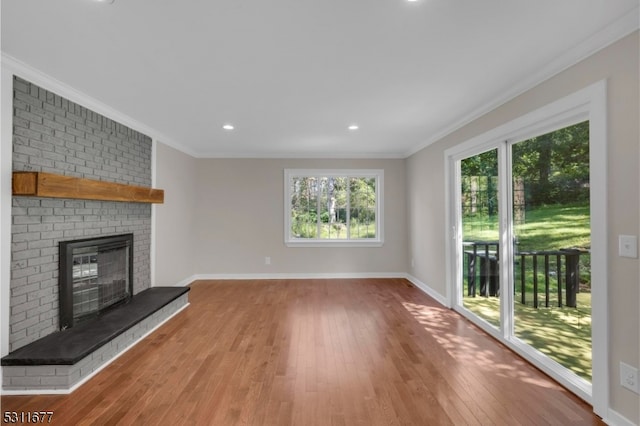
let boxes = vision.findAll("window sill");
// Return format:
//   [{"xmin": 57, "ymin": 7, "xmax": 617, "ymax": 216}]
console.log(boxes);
[{"xmin": 285, "ymin": 239, "xmax": 384, "ymax": 248}]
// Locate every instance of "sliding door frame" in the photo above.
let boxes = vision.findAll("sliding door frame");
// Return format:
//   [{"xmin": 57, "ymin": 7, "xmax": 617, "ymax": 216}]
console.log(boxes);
[{"xmin": 444, "ymin": 81, "xmax": 608, "ymax": 416}]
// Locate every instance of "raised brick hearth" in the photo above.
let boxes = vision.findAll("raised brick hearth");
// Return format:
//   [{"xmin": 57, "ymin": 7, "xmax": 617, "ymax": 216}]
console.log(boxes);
[{"xmin": 2, "ymin": 287, "xmax": 189, "ymax": 393}]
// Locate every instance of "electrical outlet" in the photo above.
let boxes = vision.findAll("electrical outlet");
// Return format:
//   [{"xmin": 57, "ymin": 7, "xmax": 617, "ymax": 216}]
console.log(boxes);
[
  {"xmin": 265, "ymin": 256, "xmax": 271, "ymax": 265},
  {"xmin": 618, "ymin": 235, "xmax": 638, "ymax": 258},
  {"xmin": 620, "ymin": 362, "xmax": 639, "ymax": 394}
]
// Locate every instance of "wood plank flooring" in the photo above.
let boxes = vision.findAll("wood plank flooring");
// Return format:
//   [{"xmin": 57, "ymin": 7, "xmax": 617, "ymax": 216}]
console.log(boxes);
[{"xmin": 2, "ymin": 279, "xmax": 603, "ymax": 425}]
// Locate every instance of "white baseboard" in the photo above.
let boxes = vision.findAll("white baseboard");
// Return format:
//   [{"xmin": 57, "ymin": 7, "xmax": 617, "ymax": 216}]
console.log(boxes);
[
  {"xmin": 181, "ymin": 272, "xmax": 449, "ymax": 308},
  {"xmin": 191, "ymin": 272, "xmax": 407, "ymax": 281},
  {"xmin": 604, "ymin": 408, "xmax": 638, "ymax": 426},
  {"xmin": 169, "ymin": 275, "xmax": 199, "ymax": 287},
  {"xmin": 404, "ymin": 274, "xmax": 449, "ymax": 307}
]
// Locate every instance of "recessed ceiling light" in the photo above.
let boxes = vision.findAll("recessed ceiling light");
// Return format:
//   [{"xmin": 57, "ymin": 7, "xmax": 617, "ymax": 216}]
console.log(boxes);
[
  {"xmin": 222, "ymin": 124, "xmax": 235, "ymax": 131},
  {"xmin": 94, "ymin": 0, "xmax": 115, "ymax": 4},
  {"xmin": 348, "ymin": 124, "xmax": 359, "ymax": 131}
]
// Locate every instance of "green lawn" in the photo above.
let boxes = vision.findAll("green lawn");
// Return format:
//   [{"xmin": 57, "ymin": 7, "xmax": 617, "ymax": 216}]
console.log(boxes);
[
  {"xmin": 463, "ymin": 295, "xmax": 592, "ymax": 381},
  {"xmin": 462, "ymin": 203, "xmax": 592, "ymax": 381},
  {"xmin": 463, "ymin": 204, "xmax": 590, "ymax": 250},
  {"xmin": 292, "ymin": 219, "xmax": 376, "ymax": 239}
]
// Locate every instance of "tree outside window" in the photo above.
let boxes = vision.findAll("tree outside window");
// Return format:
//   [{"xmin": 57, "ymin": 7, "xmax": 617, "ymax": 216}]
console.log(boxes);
[{"xmin": 285, "ymin": 170, "xmax": 383, "ymax": 247}]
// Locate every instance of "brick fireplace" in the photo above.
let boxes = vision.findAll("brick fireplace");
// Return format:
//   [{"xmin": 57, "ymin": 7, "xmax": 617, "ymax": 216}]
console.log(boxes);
[
  {"xmin": 2, "ymin": 76, "xmax": 192, "ymax": 394},
  {"xmin": 10, "ymin": 77, "xmax": 152, "ymax": 352}
]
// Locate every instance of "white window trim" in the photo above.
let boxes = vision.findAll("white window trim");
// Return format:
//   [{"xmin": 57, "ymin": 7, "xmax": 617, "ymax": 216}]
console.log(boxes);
[
  {"xmin": 284, "ymin": 169, "xmax": 384, "ymax": 247},
  {"xmin": 444, "ymin": 80, "xmax": 608, "ymax": 416}
]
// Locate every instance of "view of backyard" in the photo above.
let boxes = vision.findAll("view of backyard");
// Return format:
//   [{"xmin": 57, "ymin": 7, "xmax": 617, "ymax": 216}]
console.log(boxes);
[
  {"xmin": 460, "ymin": 121, "xmax": 592, "ymax": 382},
  {"xmin": 289, "ymin": 175, "xmax": 377, "ymax": 240},
  {"xmin": 463, "ymin": 204, "xmax": 592, "ymax": 380}
]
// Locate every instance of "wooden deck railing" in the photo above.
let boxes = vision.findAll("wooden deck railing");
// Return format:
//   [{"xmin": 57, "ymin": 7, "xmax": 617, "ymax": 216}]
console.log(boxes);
[{"xmin": 464, "ymin": 241, "xmax": 589, "ymax": 308}]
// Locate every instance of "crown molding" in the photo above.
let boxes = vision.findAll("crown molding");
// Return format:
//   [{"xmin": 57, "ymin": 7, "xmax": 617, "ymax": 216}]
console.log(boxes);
[
  {"xmin": 404, "ymin": 6, "xmax": 640, "ymax": 158},
  {"xmin": 196, "ymin": 150, "xmax": 406, "ymax": 159},
  {"xmin": 0, "ymin": 53, "xmax": 199, "ymax": 158}
]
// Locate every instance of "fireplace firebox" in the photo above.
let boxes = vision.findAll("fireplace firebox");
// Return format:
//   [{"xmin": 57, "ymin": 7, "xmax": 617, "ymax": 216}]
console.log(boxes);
[{"xmin": 59, "ymin": 234, "xmax": 134, "ymax": 329}]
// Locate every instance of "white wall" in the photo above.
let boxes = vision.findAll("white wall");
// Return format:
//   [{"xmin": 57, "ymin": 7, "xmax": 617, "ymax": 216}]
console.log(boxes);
[
  {"xmin": 406, "ymin": 32, "xmax": 640, "ymax": 424},
  {"xmin": 192, "ymin": 158, "xmax": 408, "ymax": 276},
  {"xmin": 153, "ymin": 142, "xmax": 198, "ymax": 285}
]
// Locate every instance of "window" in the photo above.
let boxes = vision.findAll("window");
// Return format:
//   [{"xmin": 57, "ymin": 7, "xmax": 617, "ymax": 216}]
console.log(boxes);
[{"xmin": 284, "ymin": 169, "xmax": 384, "ymax": 247}]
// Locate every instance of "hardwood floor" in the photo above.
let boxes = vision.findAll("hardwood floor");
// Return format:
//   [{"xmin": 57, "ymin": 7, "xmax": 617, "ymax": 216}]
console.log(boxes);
[{"xmin": 2, "ymin": 279, "xmax": 603, "ymax": 425}]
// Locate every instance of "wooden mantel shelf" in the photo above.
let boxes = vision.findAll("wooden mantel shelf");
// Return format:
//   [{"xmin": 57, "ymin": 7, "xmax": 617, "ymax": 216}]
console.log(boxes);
[{"xmin": 12, "ymin": 172, "xmax": 164, "ymax": 204}]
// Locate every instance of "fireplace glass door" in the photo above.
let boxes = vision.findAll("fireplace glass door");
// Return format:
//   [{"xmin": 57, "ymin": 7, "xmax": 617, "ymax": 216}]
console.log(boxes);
[{"xmin": 59, "ymin": 234, "xmax": 133, "ymax": 329}]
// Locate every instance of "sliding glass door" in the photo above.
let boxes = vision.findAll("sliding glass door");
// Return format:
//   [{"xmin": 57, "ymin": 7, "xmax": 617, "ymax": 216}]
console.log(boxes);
[
  {"xmin": 510, "ymin": 121, "xmax": 592, "ymax": 382},
  {"xmin": 453, "ymin": 121, "xmax": 593, "ymax": 392},
  {"xmin": 447, "ymin": 83, "xmax": 607, "ymax": 413},
  {"xmin": 459, "ymin": 149, "xmax": 501, "ymax": 331}
]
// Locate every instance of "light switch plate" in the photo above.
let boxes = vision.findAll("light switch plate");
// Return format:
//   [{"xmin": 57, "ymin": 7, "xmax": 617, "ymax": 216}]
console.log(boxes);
[{"xmin": 618, "ymin": 235, "xmax": 638, "ymax": 258}]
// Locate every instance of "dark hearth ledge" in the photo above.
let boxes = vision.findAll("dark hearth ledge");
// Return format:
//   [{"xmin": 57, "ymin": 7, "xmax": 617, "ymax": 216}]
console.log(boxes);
[{"xmin": 2, "ymin": 287, "xmax": 189, "ymax": 366}]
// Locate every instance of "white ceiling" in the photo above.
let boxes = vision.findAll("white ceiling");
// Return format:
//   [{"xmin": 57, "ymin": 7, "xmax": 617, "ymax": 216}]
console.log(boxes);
[{"xmin": 2, "ymin": 0, "xmax": 638, "ymax": 158}]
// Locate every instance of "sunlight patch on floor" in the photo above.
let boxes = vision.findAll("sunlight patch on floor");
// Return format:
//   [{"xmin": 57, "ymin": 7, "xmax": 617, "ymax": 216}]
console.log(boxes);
[
  {"xmin": 462, "ymin": 296, "xmax": 592, "ymax": 381},
  {"xmin": 402, "ymin": 302, "xmax": 559, "ymax": 389}
]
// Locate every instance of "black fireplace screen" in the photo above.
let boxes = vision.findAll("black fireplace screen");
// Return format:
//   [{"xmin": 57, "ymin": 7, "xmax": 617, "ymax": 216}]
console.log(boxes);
[{"xmin": 59, "ymin": 234, "xmax": 133, "ymax": 329}]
